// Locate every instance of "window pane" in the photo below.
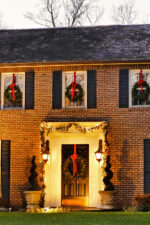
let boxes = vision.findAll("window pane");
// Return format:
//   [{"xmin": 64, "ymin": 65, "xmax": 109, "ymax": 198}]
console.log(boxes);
[
  {"xmin": 131, "ymin": 71, "xmax": 150, "ymax": 106},
  {"xmin": 64, "ymin": 72, "xmax": 86, "ymax": 108},
  {"xmin": 0, "ymin": 141, "xmax": 1, "ymax": 198},
  {"xmin": 3, "ymin": 74, "xmax": 23, "ymax": 108}
]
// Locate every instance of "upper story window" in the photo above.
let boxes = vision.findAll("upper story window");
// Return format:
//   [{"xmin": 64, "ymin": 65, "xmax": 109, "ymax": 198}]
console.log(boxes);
[
  {"xmin": 1, "ymin": 73, "xmax": 25, "ymax": 109},
  {"xmin": 129, "ymin": 70, "xmax": 150, "ymax": 107},
  {"xmin": 62, "ymin": 71, "xmax": 87, "ymax": 108}
]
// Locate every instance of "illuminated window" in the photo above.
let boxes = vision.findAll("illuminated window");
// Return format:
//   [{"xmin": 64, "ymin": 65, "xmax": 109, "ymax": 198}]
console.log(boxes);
[
  {"xmin": 62, "ymin": 71, "xmax": 87, "ymax": 108},
  {"xmin": 129, "ymin": 70, "xmax": 150, "ymax": 107},
  {"xmin": 1, "ymin": 73, "xmax": 25, "ymax": 109}
]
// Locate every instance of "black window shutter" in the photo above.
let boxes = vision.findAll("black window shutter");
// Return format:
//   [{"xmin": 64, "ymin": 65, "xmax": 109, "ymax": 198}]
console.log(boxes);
[
  {"xmin": 87, "ymin": 70, "xmax": 96, "ymax": 108},
  {"xmin": 1, "ymin": 140, "xmax": 10, "ymax": 206},
  {"xmin": 52, "ymin": 71, "xmax": 62, "ymax": 109},
  {"xmin": 119, "ymin": 69, "xmax": 129, "ymax": 108},
  {"xmin": 25, "ymin": 71, "xmax": 35, "ymax": 109},
  {"xmin": 144, "ymin": 140, "xmax": 150, "ymax": 194},
  {"xmin": 0, "ymin": 73, "xmax": 1, "ymax": 109}
]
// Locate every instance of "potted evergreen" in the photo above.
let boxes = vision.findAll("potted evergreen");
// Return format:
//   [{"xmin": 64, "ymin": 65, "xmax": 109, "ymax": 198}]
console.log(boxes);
[
  {"xmin": 24, "ymin": 156, "xmax": 42, "ymax": 210},
  {"xmin": 99, "ymin": 155, "xmax": 116, "ymax": 209}
]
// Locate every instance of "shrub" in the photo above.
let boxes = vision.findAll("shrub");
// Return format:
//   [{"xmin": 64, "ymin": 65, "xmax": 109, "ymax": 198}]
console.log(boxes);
[
  {"xmin": 133, "ymin": 195, "xmax": 150, "ymax": 212},
  {"xmin": 123, "ymin": 206, "xmax": 139, "ymax": 212},
  {"xmin": 103, "ymin": 155, "xmax": 114, "ymax": 191},
  {"xmin": 28, "ymin": 155, "xmax": 41, "ymax": 191}
]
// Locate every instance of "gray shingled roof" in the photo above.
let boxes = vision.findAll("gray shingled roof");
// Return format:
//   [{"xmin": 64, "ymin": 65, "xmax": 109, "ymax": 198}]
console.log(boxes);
[{"xmin": 0, "ymin": 24, "xmax": 150, "ymax": 64}]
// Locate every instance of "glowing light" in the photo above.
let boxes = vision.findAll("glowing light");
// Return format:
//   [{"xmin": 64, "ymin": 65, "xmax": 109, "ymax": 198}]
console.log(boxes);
[
  {"xmin": 42, "ymin": 154, "xmax": 48, "ymax": 161},
  {"xmin": 42, "ymin": 140, "xmax": 50, "ymax": 163},
  {"xmin": 95, "ymin": 140, "xmax": 103, "ymax": 162},
  {"xmin": 95, "ymin": 152, "xmax": 102, "ymax": 161}
]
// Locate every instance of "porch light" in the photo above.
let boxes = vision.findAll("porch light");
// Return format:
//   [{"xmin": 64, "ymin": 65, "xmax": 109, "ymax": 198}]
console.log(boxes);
[
  {"xmin": 95, "ymin": 140, "xmax": 103, "ymax": 162},
  {"xmin": 42, "ymin": 140, "xmax": 50, "ymax": 162}
]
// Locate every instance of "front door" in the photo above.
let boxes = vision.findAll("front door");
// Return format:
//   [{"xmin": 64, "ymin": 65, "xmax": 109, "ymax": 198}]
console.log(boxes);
[{"xmin": 62, "ymin": 144, "xmax": 89, "ymax": 207}]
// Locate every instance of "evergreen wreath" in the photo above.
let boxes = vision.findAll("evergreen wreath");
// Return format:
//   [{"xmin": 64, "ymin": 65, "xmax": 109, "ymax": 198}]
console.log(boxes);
[
  {"xmin": 4, "ymin": 85, "xmax": 22, "ymax": 104},
  {"xmin": 63, "ymin": 155, "xmax": 88, "ymax": 179},
  {"xmin": 65, "ymin": 83, "xmax": 83, "ymax": 102},
  {"xmin": 132, "ymin": 81, "xmax": 150, "ymax": 101}
]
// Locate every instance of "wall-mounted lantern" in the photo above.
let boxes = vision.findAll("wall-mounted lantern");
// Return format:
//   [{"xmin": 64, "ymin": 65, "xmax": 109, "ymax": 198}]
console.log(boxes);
[
  {"xmin": 42, "ymin": 140, "xmax": 50, "ymax": 163},
  {"xmin": 95, "ymin": 140, "xmax": 103, "ymax": 162}
]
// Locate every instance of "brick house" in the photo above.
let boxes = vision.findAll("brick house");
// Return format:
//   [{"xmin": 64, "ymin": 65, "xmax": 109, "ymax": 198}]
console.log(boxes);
[{"xmin": 0, "ymin": 24, "xmax": 150, "ymax": 209}]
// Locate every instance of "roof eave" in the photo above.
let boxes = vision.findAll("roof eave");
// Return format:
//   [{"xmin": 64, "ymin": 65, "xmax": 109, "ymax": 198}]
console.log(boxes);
[{"xmin": 0, "ymin": 59, "xmax": 150, "ymax": 68}]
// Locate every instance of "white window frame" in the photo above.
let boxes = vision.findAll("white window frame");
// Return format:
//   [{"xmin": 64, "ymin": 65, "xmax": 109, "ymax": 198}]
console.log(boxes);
[
  {"xmin": 129, "ymin": 70, "xmax": 150, "ymax": 108},
  {"xmin": 1, "ymin": 73, "xmax": 25, "ymax": 110},
  {"xmin": 62, "ymin": 71, "xmax": 87, "ymax": 109},
  {"xmin": 0, "ymin": 141, "xmax": 1, "ymax": 198}
]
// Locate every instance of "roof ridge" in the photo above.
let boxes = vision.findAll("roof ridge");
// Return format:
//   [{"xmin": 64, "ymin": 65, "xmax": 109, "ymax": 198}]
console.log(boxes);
[{"xmin": 1, "ymin": 23, "xmax": 150, "ymax": 31}]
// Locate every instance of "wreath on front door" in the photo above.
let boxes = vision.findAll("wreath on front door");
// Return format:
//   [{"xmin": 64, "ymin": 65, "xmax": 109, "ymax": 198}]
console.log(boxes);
[
  {"xmin": 63, "ymin": 155, "xmax": 88, "ymax": 179},
  {"xmin": 65, "ymin": 83, "xmax": 83, "ymax": 102},
  {"xmin": 132, "ymin": 81, "xmax": 150, "ymax": 101}
]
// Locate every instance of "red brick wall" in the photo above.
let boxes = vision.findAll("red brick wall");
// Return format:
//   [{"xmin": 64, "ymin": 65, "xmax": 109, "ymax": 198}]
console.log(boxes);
[{"xmin": 0, "ymin": 63, "xmax": 150, "ymax": 208}]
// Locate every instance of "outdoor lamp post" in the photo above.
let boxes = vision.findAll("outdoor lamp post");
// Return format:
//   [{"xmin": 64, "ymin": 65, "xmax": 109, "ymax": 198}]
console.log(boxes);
[
  {"xmin": 42, "ymin": 140, "xmax": 50, "ymax": 163},
  {"xmin": 95, "ymin": 140, "xmax": 103, "ymax": 162}
]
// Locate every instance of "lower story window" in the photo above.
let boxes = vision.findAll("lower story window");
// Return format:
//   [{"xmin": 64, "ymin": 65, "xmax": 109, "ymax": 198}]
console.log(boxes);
[
  {"xmin": 144, "ymin": 139, "xmax": 150, "ymax": 194},
  {"xmin": 0, "ymin": 140, "xmax": 10, "ymax": 203},
  {"xmin": 0, "ymin": 141, "xmax": 1, "ymax": 198}
]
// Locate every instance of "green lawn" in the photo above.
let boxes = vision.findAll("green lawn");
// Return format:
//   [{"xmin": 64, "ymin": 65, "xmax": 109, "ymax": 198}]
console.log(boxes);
[{"xmin": 0, "ymin": 211, "xmax": 150, "ymax": 225}]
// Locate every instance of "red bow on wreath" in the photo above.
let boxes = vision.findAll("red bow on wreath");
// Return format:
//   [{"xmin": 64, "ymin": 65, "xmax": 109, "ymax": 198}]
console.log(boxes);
[
  {"xmin": 71, "ymin": 72, "xmax": 78, "ymax": 101},
  {"xmin": 138, "ymin": 69, "xmax": 145, "ymax": 100},
  {"xmin": 10, "ymin": 73, "xmax": 16, "ymax": 101},
  {"xmin": 71, "ymin": 144, "xmax": 79, "ymax": 176}
]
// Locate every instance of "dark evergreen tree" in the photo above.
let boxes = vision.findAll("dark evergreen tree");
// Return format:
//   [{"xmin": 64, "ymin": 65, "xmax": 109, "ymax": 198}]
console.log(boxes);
[
  {"xmin": 103, "ymin": 155, "xmax": 114, "ymax": 191},
  {"xmin": 28, "ymin": 155, "xmax": 41, "ymax": 190}
]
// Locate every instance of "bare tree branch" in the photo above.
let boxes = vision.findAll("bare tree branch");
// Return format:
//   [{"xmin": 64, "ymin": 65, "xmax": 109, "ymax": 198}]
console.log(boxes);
[
  {"xmin": 0, "ymin": 13, "xmax": 3, "ymax": 28},
  {"xmin": 24, "ymin": 0, "xmax": 104, "ymax": 28},
  {"xmin": 24, "ymin": 0, "xmax": 61, "ymax": 28},
  {"xmin": 63, "ymin": 0, "xmax": 88, "ymax": 27},
  {"xmin": 46, "ymin": 0, "xmax": 61, "ymax": 27},
  {"xmin": 0, "ymin": 13, "xmax": 10, "ymax": 29},
  {"xmin": 111, "ymin": 0, "xmax": 137, "ymax": 25},
  {"xmin": 86, "ymin": 3, "xmax": 104, "ymax": 26}
]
